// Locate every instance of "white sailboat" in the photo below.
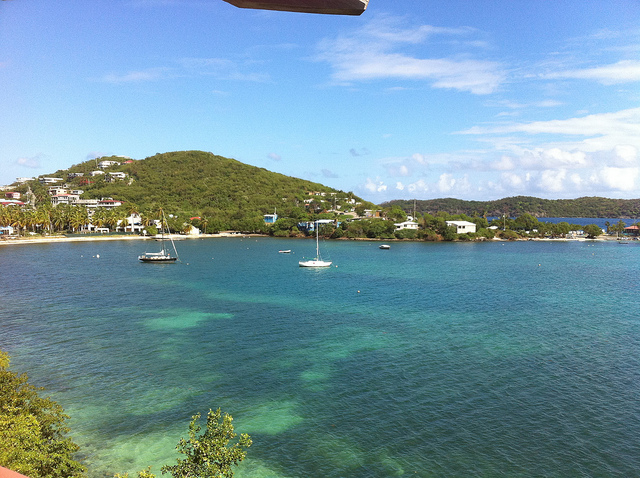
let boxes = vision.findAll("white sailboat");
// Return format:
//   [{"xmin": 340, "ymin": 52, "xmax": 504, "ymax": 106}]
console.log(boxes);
[
  {"xmin": 139, "ymin": 209, "xmax": 179, "ymax": 263},
  {"xmin": 299, "ymin": 222, "xmax": 332, "ymax": 268}
]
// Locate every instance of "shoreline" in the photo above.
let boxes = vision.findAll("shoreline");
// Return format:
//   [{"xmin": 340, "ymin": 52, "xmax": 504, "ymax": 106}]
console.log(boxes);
[
  {"xmin": 0, "ymin": 233, "xmax": 250, "ymax": 246},
  {"xmin": 0, "ymin": 232, "xmax": 626, "ymax": 246}
]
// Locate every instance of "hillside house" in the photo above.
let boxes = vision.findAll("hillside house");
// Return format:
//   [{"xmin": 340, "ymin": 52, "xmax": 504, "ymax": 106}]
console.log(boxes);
[
  {"xmin": 97, "ymin": 198, "xmax": 122, "ymax": 209},
  {"xmin": 48, "ymin": 186, "xmax": 69, "ymax": 196},
  {"xmin": 105, "ymin": 172, "xmax": 127, "ymax": 182},
  {"xmin": 446, "ymin": 220, "xmax": 477, "ymax": 234},
  {"xmin": 89, "ymin": 170, "xmax": 105, "ymax": 176},
  {"xmin": 264, "ymin": 213, "xmax": 278, "ymax": 224},
  {"xmin": 394, "ymin": 220, "xmax": 419, "ymax": 231},
  {"xmin": 51, "ymin": 194, "xmax": 80, "ymax": 207},
  {"xmin": 98, "ymin": 160, "xmax": 120, "ymax": 169},
  {"xmin": 5, "ymin": 192, "xmax": 20, "ymax": 199},
  {"xmin": 0, "ymin": 199, "xmax": 24, "ymax": 207},
  {"xmin": 38, "ymin": 177, "xmax": 64, "ymax": 184},
  {"xmin": 67, "ymin": 172, "xmax": 84, "ymax": 178}
]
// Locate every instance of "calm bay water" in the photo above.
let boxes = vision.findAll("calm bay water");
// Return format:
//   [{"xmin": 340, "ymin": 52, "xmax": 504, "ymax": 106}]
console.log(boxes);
[{"xmin": 1, "ymin": 237, "xmax": 639, "ymax": 477}]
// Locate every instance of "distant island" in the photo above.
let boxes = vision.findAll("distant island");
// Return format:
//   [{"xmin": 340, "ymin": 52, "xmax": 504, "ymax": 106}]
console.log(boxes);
[
  {"xmin": 1, "ymin": 150, "xmax": 639, "ymax": 242},
  {"xmin": 382, "ymin": 196, "xmax": 640, "ymax": 219}
]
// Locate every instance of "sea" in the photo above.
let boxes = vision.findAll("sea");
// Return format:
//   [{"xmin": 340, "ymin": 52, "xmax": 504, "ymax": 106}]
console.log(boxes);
[{"xmin": 1, "ymin": 233, "xmax": 639, "ymax": 477}]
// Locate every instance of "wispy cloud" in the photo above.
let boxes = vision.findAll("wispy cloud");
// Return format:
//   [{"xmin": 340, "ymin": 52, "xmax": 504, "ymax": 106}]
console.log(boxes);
[
  {"xmin": 322, "ymin": 169, "xmax": 339, "ymax": 178},
  {"xmin": 16, "ymin": 154, "xmax": 43, "ymax": 169},
  {"xmin": 541, "ymin": 60, "xmax": 640, "ymax": 84},
  {"xmin": 349, "ymin": 147, "xmax": 370, "ymax": 157},
  {"xmin": 100, "ymin": 67, "xmax": 171, "ymax": 84},
  {"xmin": 99, "ymin": 57, "xmax": 269, "ymax": 84},
  {"xmin": 178, "ymin": 57, "xmax": 270, "ymax": 82},
  {"xmin": 315, "ymin": 15, "xmax": 505, "ymax": 94},
  {"xmin": 460, "ymin": 107, "xmax": 640, "ymax": 141}
]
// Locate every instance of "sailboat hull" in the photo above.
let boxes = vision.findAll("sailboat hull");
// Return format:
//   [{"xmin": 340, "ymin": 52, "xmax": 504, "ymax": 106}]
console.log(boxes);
[
  {"xmin": 299, "ymin": 260, "xmax": 332, "ymax": 267},
  {"xmin": 138, "ymin": 254, "xmax": 177, "ymax": 263}
]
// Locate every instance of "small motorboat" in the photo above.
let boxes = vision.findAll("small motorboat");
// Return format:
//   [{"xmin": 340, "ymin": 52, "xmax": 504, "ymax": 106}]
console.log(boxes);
[{"xmin": 379, "ymin": 244, "xmax": 390, "ymax": 249}]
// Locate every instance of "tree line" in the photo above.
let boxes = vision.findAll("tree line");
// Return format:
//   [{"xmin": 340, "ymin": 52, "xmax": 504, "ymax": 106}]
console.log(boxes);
[{"xmin": 383, "ymin": 196, "xmax": 640, "ymax": 219}]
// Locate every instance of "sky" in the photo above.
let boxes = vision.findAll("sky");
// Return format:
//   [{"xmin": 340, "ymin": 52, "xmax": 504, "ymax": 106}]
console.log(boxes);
[{"xmin": 1, "ymin": 0, "xmax": 639, "ymax": 204}]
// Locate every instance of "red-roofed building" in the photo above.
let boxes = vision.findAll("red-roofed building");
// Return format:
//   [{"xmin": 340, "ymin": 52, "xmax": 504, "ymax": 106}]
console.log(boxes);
[{"xmin": 624, "ymin": 225, "xmax": 639, "ymax": 236}]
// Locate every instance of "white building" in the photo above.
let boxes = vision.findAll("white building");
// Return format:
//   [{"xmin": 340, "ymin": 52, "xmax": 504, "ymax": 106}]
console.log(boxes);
[
  {"xmin": 98, "ymin": 160, "xmax": 120, "ymax": 169},
  {"xmin": 48, "ymin": 186, "xmax": 69, "ymax": 196},
  {"xmin": 97, "ymin": 198, "xmax": 122, "ymax": 209},
  {"xmin": 39, "ymin": 177, "xmax": 64, "ymax": 184},
  {"xmin": 105, "ymin": 172, "xmax": 127, "ymax": 182},
  {"xmin": 394, "ymin": 220, "xmax": 419, "ymax": 230},
  {"xmin": 446, "ymin": 220, "xmax": 477, "ymax": 234},
  {"xmin": 50, "ymin": 194, "xmax": 80, "ymax": 207}
]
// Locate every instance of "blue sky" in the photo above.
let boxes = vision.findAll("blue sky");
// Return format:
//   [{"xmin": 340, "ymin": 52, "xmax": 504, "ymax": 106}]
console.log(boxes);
[{"xmin": 1, "ymin": 0, "xmax": 639, "ymax": 203}]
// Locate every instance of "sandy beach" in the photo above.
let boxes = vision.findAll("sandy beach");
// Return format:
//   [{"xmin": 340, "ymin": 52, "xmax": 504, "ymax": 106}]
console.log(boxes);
[
  {"xmin": 0, "ymin": 233, "xmax": 238, "ymax": 246},
  {"xmin": 0, "ymin": 232, "xmax": 621, "ymax": 247}
]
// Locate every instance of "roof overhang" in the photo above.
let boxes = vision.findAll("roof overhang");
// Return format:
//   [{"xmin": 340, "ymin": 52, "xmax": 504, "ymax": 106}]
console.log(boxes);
[{"xmin": 222, "ymin": 0, "xmax": 369, "ymax": 15}]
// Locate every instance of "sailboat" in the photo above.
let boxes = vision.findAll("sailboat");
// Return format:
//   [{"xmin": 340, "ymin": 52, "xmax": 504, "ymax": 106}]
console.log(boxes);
[
  {"xmin": 139, "ymin": 209, "xmax": 179, "ymax": 263},
  {"xmin": 299, "ymin": 222, "xmax": 332, "ymax": 268}
]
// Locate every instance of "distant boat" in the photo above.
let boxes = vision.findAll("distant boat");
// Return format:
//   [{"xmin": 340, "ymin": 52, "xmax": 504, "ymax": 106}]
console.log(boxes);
[
  {"xmin": 299, "ymin": 223, "xmax": 332, "ymax": 268},
  {"xmin": 139, "ymin": 210, "xmax": 179, "ymax": 263},
  {"xmin": 279, "ymin": 250, "xmax": 292, "ymax": 253},
  {"xmin": 379, "ymin": 244, "xmax": 390, "ymax": 249}
]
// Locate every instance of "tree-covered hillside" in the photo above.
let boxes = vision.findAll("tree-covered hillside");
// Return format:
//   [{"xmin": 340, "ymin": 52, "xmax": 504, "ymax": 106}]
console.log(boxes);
[
  {"xmin": 382, "ymin": 196, "xmax": 640, "ymax": 219},
  {"xmin": 45, "ymin": 150, "xmax": 371, "ymax": 220}
]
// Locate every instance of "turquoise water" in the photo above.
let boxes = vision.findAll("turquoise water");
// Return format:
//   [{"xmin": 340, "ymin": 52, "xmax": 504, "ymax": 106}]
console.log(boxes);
[{"xmin": 1, "ymin": 238, "xmax": 639, "ymax": 477}]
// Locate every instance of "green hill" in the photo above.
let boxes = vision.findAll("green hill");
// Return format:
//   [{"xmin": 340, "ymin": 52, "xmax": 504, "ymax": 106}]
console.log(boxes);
[
  {"xmin": 22, "ymin": 150, "xmax": 372, "ymax": 231},
  {"xmin": 382, "ymin": 196, "xmax": 640, "ymax": 219}
]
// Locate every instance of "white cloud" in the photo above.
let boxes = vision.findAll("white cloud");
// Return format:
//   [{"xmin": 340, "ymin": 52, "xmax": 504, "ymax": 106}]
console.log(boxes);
[
  {"xmin": 614, "ymin": 145, "xmax": 638, "ymax": 165},
  {"xmin": 519, "ymin": 148, "xmax": 587, "ymax": 170},
  {"xmin": 542, "ymin": 60, "xmax": 640, "ymax": 84},
  {"xmin": 315, "ymin": 16, "xmax": 505, "ymax": 94},
  {"xmin": 411, "ymin": 153, "xmax": 428, "ymax": 164},
  {"xmin": 491, "ymin": 156, "xmax": 515, "ymax": 170},
  {"xmin": 267, "ymin": 152, "xmax": 281, "ymax": 161},
  {"xmin": 398, "ymin": 165, "xmax": 410, "ymax": 176},
  {"xmin": 570, "ymin": 173, "xmax": 583, "ymax": 187},
  {"xmin": 538, "ymin": 169, "xmax": 567, "ymax": 192},
  {"xmin": 598, "ymin": 167, "xmax": 639, "ymax": 191},
  {"xmin": 364, "ymin": 177, "xmax": 388, "ymax": 193},
  {"xmin": 461, "ymin": 108, "xmax": 640, "ymax": 139},
  {"xmin": 101, "ymin": 67, "xmax": 170, "ymax": 83},
  {"xmin": 16, "ymin": 155, "xmax": 42, "ymax": 169},
  {"xmin": 501, "ymin": 172, "xmax": 525, "ymax": 188},
  {"xmin": 437, "ymin": 173, "xmax": 456, "ymax": 193}
]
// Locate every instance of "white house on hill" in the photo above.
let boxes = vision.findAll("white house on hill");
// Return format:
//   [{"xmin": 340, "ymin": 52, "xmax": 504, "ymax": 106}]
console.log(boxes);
[
  {"xmin": 394, "ymin": 221, "xmax": 419, "ymax": 231},
  {"xmin": 446, "ymin": 221, "xmax": 477, "ymax": 234}
]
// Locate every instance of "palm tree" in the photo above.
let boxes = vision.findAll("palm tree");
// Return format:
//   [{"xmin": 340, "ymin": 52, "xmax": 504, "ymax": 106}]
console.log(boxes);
[
  {"xmin": 105, "ymin": 209, "xmax": 120, "ymax": 232},
  {"xmin": 9, "ymin": 208, "xmax": 25, "ymax": 236},
  {"xmin": 200, "ymin": 216, "xmax": 209, "ymax": 234}
]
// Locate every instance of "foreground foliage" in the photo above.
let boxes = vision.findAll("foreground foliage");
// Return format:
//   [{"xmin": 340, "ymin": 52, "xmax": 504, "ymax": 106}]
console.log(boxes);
[
  {"xmin": 0, "ymin": 351, "xmax": 86, "ymax": 478},
  {"xmin": 117, "ymin": 409, "xmax": 252, "ymax": 478}
]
